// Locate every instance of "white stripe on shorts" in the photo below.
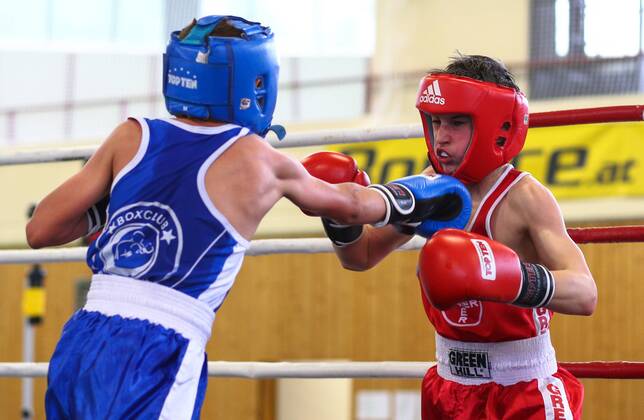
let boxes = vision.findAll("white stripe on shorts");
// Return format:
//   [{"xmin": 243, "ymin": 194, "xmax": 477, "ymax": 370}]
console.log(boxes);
[
  {"xmin": 538, "ymin": 375, "xmax": 573, "ymax": 420},
  {"xmin": 159, "ymin": 339, "xmax": 204, "ymax": 420}
]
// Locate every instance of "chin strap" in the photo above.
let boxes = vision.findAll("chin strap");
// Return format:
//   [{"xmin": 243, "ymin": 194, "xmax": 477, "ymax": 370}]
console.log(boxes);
[{"xmin": 267, "ymin": 124, "xmax": 286, "ymax": 140}]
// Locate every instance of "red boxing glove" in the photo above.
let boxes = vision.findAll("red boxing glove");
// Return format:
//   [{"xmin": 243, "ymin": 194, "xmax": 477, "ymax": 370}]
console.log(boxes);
[
  {"xmin": 418, "ymin": 229, "xmax": 555, "ymax": 310},
  {"xmin": 301, "ymin": 151, "xmax": 370, "ymax": 246},
  {"xmin": 301, "ymin": 151, "xmax": 370, "ymax": 186}
]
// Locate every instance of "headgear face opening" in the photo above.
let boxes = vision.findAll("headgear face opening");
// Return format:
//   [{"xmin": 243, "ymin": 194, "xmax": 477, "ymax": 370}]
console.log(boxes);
[
  {"xmin": 163, "ymin": 15, "xmax": 279, "ymax": 136},
  {"xmin": 415, "ymin": 74, "xmax": 529, "ymax": 184}
]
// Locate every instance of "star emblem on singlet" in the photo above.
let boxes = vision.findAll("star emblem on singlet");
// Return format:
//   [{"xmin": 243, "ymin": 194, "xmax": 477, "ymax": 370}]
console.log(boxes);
[{"xmin": 161, "ymin": 229, "xmax": 176, "ymax": 244}]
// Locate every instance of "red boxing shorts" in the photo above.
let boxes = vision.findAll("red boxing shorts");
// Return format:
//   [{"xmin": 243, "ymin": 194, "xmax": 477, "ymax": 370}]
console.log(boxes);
[{"xmin": 421, "ymin": 365, "xmax": 583, "ymax": 419}]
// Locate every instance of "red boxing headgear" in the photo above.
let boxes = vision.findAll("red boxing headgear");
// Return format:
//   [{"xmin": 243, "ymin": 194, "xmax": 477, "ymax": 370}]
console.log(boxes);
[{"xmin": 415, "ymin": 74, "xmax": 529, "ymax": 184}]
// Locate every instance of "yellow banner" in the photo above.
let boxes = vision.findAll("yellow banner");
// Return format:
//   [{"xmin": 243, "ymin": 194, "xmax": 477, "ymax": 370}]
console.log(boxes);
[{"xmin": 330, "ymin": 122, "xmax": 644, "ymax": 199}]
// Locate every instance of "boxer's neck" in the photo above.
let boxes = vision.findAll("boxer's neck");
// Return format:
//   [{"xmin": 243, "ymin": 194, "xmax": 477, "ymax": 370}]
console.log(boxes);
[{"xmin": 466, "ymin": 164, "xmax": 508, "ymax": 201}]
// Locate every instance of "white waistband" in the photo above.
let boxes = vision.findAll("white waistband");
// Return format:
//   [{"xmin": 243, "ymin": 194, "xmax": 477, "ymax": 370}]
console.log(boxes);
[
  {"xmin": 84, "ymin": 274, "xmax": 215, "ymax": 348},
  {"xmin": 435, "ymin": 331, "xmax": 557, "ymax": 385}
]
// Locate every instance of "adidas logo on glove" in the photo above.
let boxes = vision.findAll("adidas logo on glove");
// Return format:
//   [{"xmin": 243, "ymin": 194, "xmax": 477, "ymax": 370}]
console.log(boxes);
[{"xmin": 418, "ymin": 80, "xmax": 446, "ymax": 105}]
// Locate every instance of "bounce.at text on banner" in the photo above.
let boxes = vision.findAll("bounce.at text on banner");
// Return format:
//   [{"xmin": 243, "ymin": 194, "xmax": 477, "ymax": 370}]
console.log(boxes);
[{"xmin": 330, "ymin": 122, "xmax": 643, "ymax": 200}]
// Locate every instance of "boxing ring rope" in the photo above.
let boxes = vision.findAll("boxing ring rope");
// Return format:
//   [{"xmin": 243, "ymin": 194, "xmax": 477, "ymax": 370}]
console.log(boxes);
[
  {"xmin": 1, "ymin": 104, "xmax": 643, "ymax": 381},
  {"xmin": 1, "ymin": 105, "xmax": 643, "ymax": 166},
  {"xmin": 0, "ymin": 125, "xmax": 424, "ymax": 166},
  {"xmin": 1, "ymin": 225, "xmax": 643, "ymax": 264},
  {"xmin": 567, "ymin": 226, "xmax": 644, "ymax": 243},
  {"xmin": 1, "ymin": 361, "xmax": 643, "ymax": 379},
  {"xmin": 0, "ymin": 237, "xmax": 417, "ymax": 264},
  {"xmin": 528, "ymin": 105, "xmax": 644, "ymax": 127}
]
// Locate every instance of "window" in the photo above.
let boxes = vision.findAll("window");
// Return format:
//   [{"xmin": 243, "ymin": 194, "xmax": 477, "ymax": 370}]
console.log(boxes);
[
  {"xmin": 201, "ymin": 0, "xmax": 375, "ymax": 57},
  {"xmin": 530, "ymin": 0, "xmax": 643, "ymax": 99},
  {"xmin": 579, "ymin": 0, "xmax": 640, "ymax": 57},
  {"xmin": 0, "ymin": 0, "xmax": 166, "ymax": 51}
]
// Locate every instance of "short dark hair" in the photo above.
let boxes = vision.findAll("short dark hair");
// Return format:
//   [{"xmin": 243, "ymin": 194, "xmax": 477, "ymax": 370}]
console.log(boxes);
[{"xmin": 430, "ymin": 53, "xmax": 521, "ymax": 92}]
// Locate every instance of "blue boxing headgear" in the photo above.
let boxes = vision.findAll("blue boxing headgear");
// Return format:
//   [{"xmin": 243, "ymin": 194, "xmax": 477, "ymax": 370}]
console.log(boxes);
[{"xmin": 163, "ymin": 15, "xmax": 280, "ymax": 137}]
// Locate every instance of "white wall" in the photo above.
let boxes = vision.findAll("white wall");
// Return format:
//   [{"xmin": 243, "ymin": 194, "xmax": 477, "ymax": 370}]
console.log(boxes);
[
  {"xmin": 0, "ymin": 50, "xmax": 368, "ymax": 147},
  {"xmin": 2, "ymin": 0, "xmax": 643, "ymax": 247}
]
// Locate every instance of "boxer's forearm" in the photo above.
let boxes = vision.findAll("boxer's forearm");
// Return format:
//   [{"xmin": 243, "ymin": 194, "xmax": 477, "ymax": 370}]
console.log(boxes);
[
  {"xmin": 333, "ymin": 225, "xmax": 412, "ymax": 271},
  {"xmin": 26, "ymin": 211, "xmax": 88, "ymax": 248},
  {"xmin": 546, "ymin": 270, "xmax": 597, "ymax": 315}
]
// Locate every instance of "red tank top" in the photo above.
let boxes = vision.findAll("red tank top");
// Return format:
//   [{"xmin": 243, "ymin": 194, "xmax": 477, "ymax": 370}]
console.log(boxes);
[{"xmin": 420, "ymin": 165, "xmax": 554, "ymax": 342}]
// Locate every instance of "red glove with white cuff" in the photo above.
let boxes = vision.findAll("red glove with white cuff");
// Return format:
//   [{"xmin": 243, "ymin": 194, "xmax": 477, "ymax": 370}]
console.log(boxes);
[
  {"xmin": 301, "ymin": 151, "xmax": 370, "ymax": 246},
  {"xmin": 418, "ymin": 229, "xmax": 555, "ymax": 310}
]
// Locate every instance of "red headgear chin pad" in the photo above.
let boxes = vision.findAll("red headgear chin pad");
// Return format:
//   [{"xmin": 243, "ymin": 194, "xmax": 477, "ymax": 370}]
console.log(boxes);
[{"xmin": 416, "ymin": 74, "xmax": 529, "ymax": 184}]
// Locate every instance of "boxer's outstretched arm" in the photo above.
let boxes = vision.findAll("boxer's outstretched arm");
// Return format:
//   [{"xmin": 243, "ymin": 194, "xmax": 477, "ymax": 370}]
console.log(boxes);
[
  {"xmin": 326, "ymin": 165, "xmax": 440, "ymax": 271},
  {"xmin": 26, "ymin": 120, "xmax": 139, "ymax": 248},
  {"xmin": 274, "ymin": 151, "xmax": 387, "ymax": 226},
  {"xmin": 518, "ymin": 177, "xmax": 597, "ymax": 315}
]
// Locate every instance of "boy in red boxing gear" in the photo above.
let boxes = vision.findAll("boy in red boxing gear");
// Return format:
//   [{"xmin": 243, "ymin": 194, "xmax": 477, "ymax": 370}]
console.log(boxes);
[{"xmin": 310, "ymin": 54, "xmax": 596, "ymax": 420}]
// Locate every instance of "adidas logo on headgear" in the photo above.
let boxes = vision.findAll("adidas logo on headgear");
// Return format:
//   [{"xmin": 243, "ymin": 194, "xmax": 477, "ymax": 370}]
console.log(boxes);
[{"xmin": 419, "ymin": 80, "xmax": 446, "ymax": 105}]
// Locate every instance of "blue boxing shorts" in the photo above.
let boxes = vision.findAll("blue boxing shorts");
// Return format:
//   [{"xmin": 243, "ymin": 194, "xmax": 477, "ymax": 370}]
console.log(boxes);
[{"xmin": 45, "ymin": 275, "xmax": 215, "ymax": 420}]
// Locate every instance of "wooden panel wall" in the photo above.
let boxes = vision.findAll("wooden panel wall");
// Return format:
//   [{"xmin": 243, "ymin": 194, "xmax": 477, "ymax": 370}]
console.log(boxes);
[
  {"xmin": 0, "ymin": 240, "xmax": 642, "ymax": 419},
  {"xmin": 0, "ymin": 264, "xmax": 26, "ymax": 419}
]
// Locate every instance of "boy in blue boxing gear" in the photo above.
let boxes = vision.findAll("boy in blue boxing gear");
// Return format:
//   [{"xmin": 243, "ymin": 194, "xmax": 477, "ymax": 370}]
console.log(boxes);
[{"xmin": 27, "ymin": 16, "xmax": 396, "ymax": 420}]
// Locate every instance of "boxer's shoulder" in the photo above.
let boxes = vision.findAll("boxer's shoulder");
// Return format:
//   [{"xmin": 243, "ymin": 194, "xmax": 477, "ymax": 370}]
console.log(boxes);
[
  {"xmin": 110, "ymin": 118, "xmax": 142, "ymax": 145},
  {"xmin": 505, "ymin": 175, "xmax": 559, "ymax": 221},
  {"xmin": 211, "ymin": 131, "xmax": 275, "ymax": 171},
  {"xmin": 104, "ymin": 119, "xmax": 143, "ymax": 177}
]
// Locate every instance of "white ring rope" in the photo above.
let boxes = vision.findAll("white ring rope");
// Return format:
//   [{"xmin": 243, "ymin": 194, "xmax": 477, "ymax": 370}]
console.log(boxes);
[
  {"xmin": 0, "ymin": 124, "xmax": 424, "ymax": 166},
  {"xmin": 0, "ymin": 145, "xmax": 99, "ymax": 166},
  {"xmin": 0, "ymin": 236, "xmax": 426, "ymax": 264},
  {"xmin": 0, "ymin": 361, "xmax": 434, "ymax": 378}
]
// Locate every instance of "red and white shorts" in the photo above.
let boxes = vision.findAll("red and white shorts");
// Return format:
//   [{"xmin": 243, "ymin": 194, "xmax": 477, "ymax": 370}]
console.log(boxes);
[{"xmin": 421, "ymin": 365, "xmax": 583, "ymax": 419}]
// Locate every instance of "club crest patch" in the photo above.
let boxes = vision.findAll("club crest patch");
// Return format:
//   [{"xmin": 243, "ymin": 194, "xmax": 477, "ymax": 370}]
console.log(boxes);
[
  {"xmin": 96, "ymin": 202, "xmax": 183, "ymax": 280},
  {"xmin": 441, "ymin": 300, "xmax": 483, "ymax": 326}
]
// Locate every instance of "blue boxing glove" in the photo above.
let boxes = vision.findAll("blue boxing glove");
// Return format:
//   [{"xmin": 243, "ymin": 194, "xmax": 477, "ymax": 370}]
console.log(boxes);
[
  {"xmin": 410, "ymin": 175, "xmax": 471, "ymax": 237},
  {"xmin": 369, "ymin": 175, "xmax": 471, "ymax": 238}
]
